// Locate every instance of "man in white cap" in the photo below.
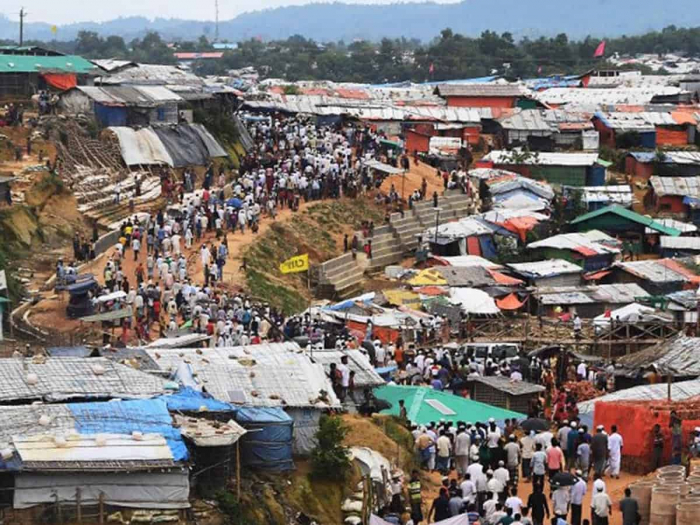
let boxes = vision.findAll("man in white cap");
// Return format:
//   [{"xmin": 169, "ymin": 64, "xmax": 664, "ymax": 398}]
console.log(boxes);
[
  {"xmin": 455, "ymin": 425, "xmax": 471, "ymax": 476},
  {"xmin": 591, "ymin": 483, "xmax": 612, "ymax": 525},
  {"xmin": 494, "ymin": 461, "xmax": 510, "ymax": 502},
  {"xmin": 591, "ymin": 425, "xmax": 608, "ymax": 478},
  {"xmin": 570, "ymin": 470, "xmax": 587, "ymax": 525},
  {"xmin": 607, "ymin": 425, "xmax": 623, "ymax": 479},
  {"xmin": 487, "ymin": 418, "xmax": 501, "ymax": 468}
]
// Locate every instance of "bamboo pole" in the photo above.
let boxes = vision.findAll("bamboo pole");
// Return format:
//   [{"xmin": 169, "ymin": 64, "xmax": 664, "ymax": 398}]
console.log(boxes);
[{"xmin": 236, "ymin": 440, "xmax": 241, "ymax": 502}]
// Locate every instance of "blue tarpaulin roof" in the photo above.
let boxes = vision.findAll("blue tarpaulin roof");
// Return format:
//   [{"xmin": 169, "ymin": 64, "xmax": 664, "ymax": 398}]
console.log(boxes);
[
  {"xmin": 69, "ymin": 398, "xmax": 188, "ymax": 461},
  {"xmin": 235, "ymin": 407, "xmax": 294, "ymax": 471},
  {"xmin": 160, "ymin": 387, "xmax": 235, "ymax": 413}
]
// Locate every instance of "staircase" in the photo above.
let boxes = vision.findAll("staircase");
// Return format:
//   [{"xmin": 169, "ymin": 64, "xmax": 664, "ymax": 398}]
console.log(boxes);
[
  {"xmin": 315, "ymin": 252, "xmax": 365, "ymax": 299},
  {"xmin": 313, "ymin": 191, "xmax": 480, "ymax": 296}
]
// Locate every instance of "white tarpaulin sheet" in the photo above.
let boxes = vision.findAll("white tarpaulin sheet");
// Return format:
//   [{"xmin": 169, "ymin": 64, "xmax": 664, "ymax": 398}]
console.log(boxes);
[
  {"xmin": 593, "ymin": 302, "xmax": 671, "ymax": 329},
  {"xmin": 110, "ymin": 127, "xmax": 174, "ymax": 167},
  {"xmin": 190, "ymin": 123, "xmax": 228, "ymax": 158},
  {"xmin": 449, "ymin": 287, "xmax": 500, "ymax": 314},
  {"xmin": 13, "ymin": 433, "xmax": 172, "ymax": 463},
  {"xmin": 95, "ymin": 290, "xmax": 127, "ymax": 304},
  {"xmin": 14, "ymin": 471, "xmax": 190, "ymax": 509}
]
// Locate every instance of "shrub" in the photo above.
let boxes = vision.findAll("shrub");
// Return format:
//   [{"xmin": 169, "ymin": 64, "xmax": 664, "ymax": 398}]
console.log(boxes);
[
  {"xmin": 310, "ymin": 415, "xmax": 351, "ymax": 481},
  {"xmin": 215, "ymin": 490, "xmax": 256, "ymax": 525}
]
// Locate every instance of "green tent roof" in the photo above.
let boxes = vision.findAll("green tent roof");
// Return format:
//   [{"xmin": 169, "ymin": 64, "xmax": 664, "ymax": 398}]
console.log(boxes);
[
  {"xmin": 570, "ymin": 205, "xmax": 681, "ymax": 236},
  {"xmin": 375, "ymin": 384, "xmax": 525, "ymax": 426},
  {"xmin": 0, "ymin": 54, "xmax": 97, "ymax": 74}
]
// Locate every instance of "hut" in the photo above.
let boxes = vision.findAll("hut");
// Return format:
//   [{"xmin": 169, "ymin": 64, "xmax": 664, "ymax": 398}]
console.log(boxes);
[
  {"xmin": 466, "ymin": 376, "xmax": 544, "ymax": 414},
  {"xmin": 434, "ymin": 84, "xmax": 531, "ymax": 109}
]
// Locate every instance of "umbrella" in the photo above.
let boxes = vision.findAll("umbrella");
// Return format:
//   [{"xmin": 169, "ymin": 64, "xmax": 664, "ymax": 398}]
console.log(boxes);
[
  {"xmin": 226, "ymin": 198, "xmax": 242, "ymax": 208},
  {"xmin": 552, "ymin": 472, "xmax": 578, "ymax": 487},
  {"xmin": 520, "ymin": 418, "xmax": 550, "ymax": 433}
]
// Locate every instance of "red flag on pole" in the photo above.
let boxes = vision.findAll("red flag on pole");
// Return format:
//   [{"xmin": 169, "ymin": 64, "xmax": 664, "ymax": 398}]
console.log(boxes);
[
  {"xmin": 593, "ymin": 40, "xmax": 606, "ymax": 58},
  {"xmin": 429, "ymin": 62, "xmax": 435, "ymax": 74}
]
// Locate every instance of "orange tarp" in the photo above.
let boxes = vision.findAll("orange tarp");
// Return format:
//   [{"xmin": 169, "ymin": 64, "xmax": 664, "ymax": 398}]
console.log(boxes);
[
  {"xmin": 487, "ymin": 269, "xmax": 523, "ymax": 286},
  {"xmin": 495, "ymin": 293, "xmax": 525, "ymax": 310},
  {"xmin": 466, "ymin": 236, "xmax": 482, "ymax": 256},
  {"xmin": 659, "ymin": 259, "xmax": 700, "ymax": 285},
  {"xmin": 671, "ymin": 111, "xmax": 698, "ymax": 125},
  {"xmin": 502, "ymin": 216, "xmax": 540, "ymax": 242},
  {"xmin": 416, "ymin": 286, "xmax": 448, "ymax": 296},
  {"xmin": 42, "ymin": 73, "xmax": 77, "ymax": 91},
  {"xmin": 346, "ymin": 320, "xmax": 399, "ymax": 344}
]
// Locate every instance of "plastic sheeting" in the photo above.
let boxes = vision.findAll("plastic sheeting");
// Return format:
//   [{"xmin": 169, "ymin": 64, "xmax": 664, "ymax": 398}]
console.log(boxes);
[
  {"xmin": 14, "ymin": 471, "xmax": 190, "ymax": 509},
  {"xmin": 235, "ymin": 407, "xmax": 294, "ymax": 471},
  {"xmin": 190, "ymin": 123, "xmax": 228, "ymax": 158},
  {"xmin": 69, "ymin": 399, "xmax": 188, "ymax": 461},
  {"xmin": 110, "ymin": 127, "xmax": 174, "ymax": 166},
  {"xmin": 160, "ymin": 387, "xmax": 234, "ymax": 413},
  {"xmin": 42, "ymin": 73, "xmax": 77, "ymax": 91},
  {"xmin": 153, "ymin": 126, "xmax": 210, "ymax": 168},
  {"xmin": 449, "ymin": 288, "xmax": 500, "ymax": 314}
]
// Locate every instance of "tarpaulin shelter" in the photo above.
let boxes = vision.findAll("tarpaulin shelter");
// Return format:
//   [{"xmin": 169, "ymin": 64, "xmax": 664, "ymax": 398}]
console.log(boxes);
[
  {"xmin": 375, "ymin": 385, "xmax": 525, "ymax": 426},
  {"xmin": 235, "ymin": 407, "xmax": 294, "ymax": 471},
  {"xmin": 110, "ymin": 127, "xmax": 174, "ymax": 166},
  {"xmin": 153, "ymin": 125, "xmax": 210, "ymax": 167},
  {"xmin": 496, "ymin": 293, "xmax": 525, "ymax": 310},
  {"xmin": 449, "ymin": 287, "xmax": 500, "ymax": 315}
]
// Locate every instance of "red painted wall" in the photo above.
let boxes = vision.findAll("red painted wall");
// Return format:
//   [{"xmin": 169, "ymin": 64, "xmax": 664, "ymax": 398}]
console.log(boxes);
[
  {"xmin": 625, "ymin": 157, "xmax": 654, "ymax": 180},
  {"xmin": 593, "ymin": 118, "xmax": 616, "ymax": 148},
  {"xmin": 405, "ymin": 129, "xmax": 431, "ymax": 154},
  {"xmin": 446, "ymin": 96, "xmax": 516, "ymax": 108},
  {"xmin": 656, "ymin": 127, "xmax": 689, "ymax": 146},
  {"xmin": 657, "ymin": 195, "xmax": 686, "ymax": 214}
]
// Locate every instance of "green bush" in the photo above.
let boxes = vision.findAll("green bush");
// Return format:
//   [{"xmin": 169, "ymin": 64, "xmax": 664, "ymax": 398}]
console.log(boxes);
[
  {"xmin": 310, "ymin": 415, "xmax": 352, "ymax": 481},
  {"xmin": 215, "ymin": 490, "xmax": 256, "ymax": 525}
]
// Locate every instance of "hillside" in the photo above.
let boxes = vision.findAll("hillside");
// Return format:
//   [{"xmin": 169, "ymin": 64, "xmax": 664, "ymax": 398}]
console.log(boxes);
[{"xmin": 2, "ymin": 0, "xmax": 700, "ymax": 42}]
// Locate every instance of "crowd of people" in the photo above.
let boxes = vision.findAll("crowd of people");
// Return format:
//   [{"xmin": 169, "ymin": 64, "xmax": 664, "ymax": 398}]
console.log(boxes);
[{"xmin": 376, "ymin": 418, "xmax": 633, "ymax": 525}]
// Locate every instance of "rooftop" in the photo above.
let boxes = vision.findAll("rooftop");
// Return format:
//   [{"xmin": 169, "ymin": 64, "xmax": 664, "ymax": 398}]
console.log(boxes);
[
  {"xmin": 650, "ymin": 176, "xmax": 700, "ymax": 198},
  {"xmin": 435, "ymin": 83, "xmax": 529, "ymax": 98},
  {"xmin": 0, "ymin": 54, "xmax": 97, "ymax": 74},
  {"xmin": 570, "ymin": 205, "xmax": 682, "ymax": 236},
  {"xmin": 615, "ymin": 258, "xmax": 700, "ymax": 283},
  {"xmin": 527, "ymin": 230, "xmax": 621, "ymax": 256},
  {"xmin": 468, "ymin": 376, "xmax": 545, "ymax": 396},
  {"xmin": 482, "ymin": 150, "xmax": 600, "ymax": 167},
  {"xmin": 508, "ymin": 259, "xmax": 583, "ymax": 278}
]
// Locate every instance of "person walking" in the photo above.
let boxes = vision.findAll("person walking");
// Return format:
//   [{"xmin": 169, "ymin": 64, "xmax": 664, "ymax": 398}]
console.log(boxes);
[
  {"xmin": 607, "ymin": 425, "xmax": 623, "ymax": 479},
  {"xmin": 531, "ymin": 443, "xmax": 547, "ymax": 489},
  {"xmin": 527, "ymin": 484, "xmax": 550, "ymax": 525},
  {"xmin": 651, "ymin": 424, "xmax": 664, "ymax": 471},
  {"xmin": 570, "ymin": 471, "xmax": 587, "ymax": 525},
  {"xmin": 591, "ymin": 426, "xmax": 608, "ymax": 478},
  {"xmin": 590, "ymin": 485, "xmax": 612, "ymax": 525},
  {"xmin": 407, "ymin": 470, "xmax": 423, "ymax": 523},
  {"xmin": 619, "ymin": 487, "xmax": 639, "ymax": 525}
]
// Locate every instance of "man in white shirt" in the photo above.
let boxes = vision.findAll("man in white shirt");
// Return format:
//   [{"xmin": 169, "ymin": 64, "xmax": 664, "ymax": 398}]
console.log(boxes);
[
  {"xmin": 591, "ymin": 486, "xmax": 612, "ymax": 524},
  {"xmin": 607, "ymin": 425, "xmax": 624, "ymax": 479},
  {"xmin": 436, "ymin": 431, "xmax": 452, "ymax": 474},
  {"xmin": 486, "ymin": 470, "xmax": 504, "ymax": 503},
  {"xmin": 337, "ymin": 356, "xmax": 350, "ymax": 402},
  {"xmin": 570, "ymin": 471, "xmax": 587, "ymax": 525},
  {"xmin": 454, "ymin": 427, "xmax": 471, "ymax": 476},
  {"xmin": 505, "ymin": 487, "xmax": 523, "ymax": 516},
  {"xmin": 520, "ymin": 431, "xmax": 536, "ymax": 481},
  {"xmin": 493, "ymin": 461, "xmax": 510, "ymax": 494},
  {"xmin": 460, "ymin": 473, "xmax": 476, "ymax": 507},
  {"xmin": 576, "ymin": 360, "xmax": 587, "ymax": 380},
  {"xmin": 551, "ymin": 485, "xmax": 570, "ymax": 521}
]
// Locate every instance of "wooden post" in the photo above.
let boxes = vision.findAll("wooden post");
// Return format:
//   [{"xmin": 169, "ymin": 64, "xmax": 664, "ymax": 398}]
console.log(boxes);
[
  {"xmin": 236, "ymin": 440, "xmax": 241, "ymax": 502},
  {"xmin": 55, "ymin": 493, "xmax": 62, "ymax": 524},
  {"xmin": 625, "ymin": 322, "xmax": 631, "ymax": 355},
  {"xmin": 98, "ymin": 492, "xmax": 104, "ymax": 524},
  {"xmin": 76, "ymin": 487, "xmax": 82, "ymax": 523}
]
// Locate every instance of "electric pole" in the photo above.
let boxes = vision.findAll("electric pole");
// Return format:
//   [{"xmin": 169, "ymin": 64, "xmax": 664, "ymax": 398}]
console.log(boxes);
[
  {"xmin": 19, "ymin": 8, "xmax": 26, "ymax": 46},
  {"xmin": 214, "ymin": 0, "xmax": 219, "ymax": 42}
]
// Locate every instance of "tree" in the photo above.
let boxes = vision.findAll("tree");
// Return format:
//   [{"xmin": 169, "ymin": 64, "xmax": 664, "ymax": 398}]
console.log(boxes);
[{"xmin": 310, "ymin": 415, "xmax": 351, "ymax": 481}]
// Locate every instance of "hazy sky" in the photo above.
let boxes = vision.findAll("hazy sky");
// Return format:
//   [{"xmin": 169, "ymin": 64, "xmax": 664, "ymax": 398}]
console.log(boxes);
[{"xmin": 3, "ymin": 0, "xmax": 460, "ymax": 25}]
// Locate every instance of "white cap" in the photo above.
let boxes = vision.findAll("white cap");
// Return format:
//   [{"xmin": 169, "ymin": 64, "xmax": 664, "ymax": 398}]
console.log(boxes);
[
  {"xmin": 571, "ymin": 422, "xmax": 578, "ymax": 428},
  {"xmin": 594, "ymin": 479, "xmax": 605, "ymax": 491},
  {"xmin": 488, "ymin": 418, "xmax": 495, "ymax": 423}
]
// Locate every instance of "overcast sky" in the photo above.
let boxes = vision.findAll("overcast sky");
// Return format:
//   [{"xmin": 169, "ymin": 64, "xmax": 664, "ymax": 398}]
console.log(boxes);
[{"xmin": 3, "ymin": 0, "xmax": 459, "ymax": 26}]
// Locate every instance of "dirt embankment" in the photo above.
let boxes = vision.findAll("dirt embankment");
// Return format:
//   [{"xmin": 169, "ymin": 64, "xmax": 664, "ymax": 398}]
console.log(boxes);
[{"xmin": 242, "ymin": 198, "xmax": 385, "ymax": 314}]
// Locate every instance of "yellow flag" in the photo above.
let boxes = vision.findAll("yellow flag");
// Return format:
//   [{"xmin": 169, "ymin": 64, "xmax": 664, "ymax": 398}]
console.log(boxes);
[
  {"xmin": 50, "ymin": 25, "xmax": 58, "ymax": 35},
  {"xmin": 279, "ymin": 254, "xmax": 309, "ymax": 274}
]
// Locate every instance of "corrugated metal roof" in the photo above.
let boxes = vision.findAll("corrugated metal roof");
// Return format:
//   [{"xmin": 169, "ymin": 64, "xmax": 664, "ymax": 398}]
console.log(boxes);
[
  {"xmin": 0, "ymin": 357, "xmax": 168, "ymax": 403},
  {"xmin": 91, "ymin": 59, "xmax": 136, "ymax": 72},
  {"xmin": 527, "ymin": 231, "xmax": 621, "ymax": 255},
  {"xmin": 630, "ymin": 151, "xmax": 700, "ymax": 164},
  {"xmin": 310, "ymin": 349, "xmax": 384, "ymax": 388},
  {"xmin": 660, "ymin": 236, "xmax": 700, "ymax": 250},
  {"xmin": 74, "ymin": 85, "xmax": 182, "ymax": 107},
  {"xmin": 596, "ymin": 111, "xmax": 678, "ymax": 131},
  {"xmin": 99, "ymin": 64, "xmax": 204, "ymax": 86},
  {"xmin": 580, "ymin": 185, "xmax": 633, "ymax": 206},
  {"xmin": 578, "ymin": 377, "xmax": 700, "ymax": 415},
  {"xmin": 498, "ymin": 109, "xmax": 553, "ymax": 132},
  {"xmin": 468, "ymin": 376, "xmax": 545, "ymax": 395},
  {"xmin": 650, "ymin": 176, "xmax": 700, "ymax": 198},
  {"xmin": 436, "ymin": 83, "xmax": 528, "ymax": 98},
  {"xmin": 571, "ymin": 205, "xmax": 682, "ymax": 236},
  {"xmin": 534, "ymin": 86, "xmax": 684, "ymax": 108},
  {"xmin": 0, "ymin": 54, "xmax": 97, "ymax": 74},
  {"xmin": 488, "ymin": 176, "xmax": 555, "ymax": 200},
  {"xmin": 508, "ymin": 259, "xmax": 583, "ymax": 278},
  {"xmin": 645, "ymin": 218, "xmax": 698, "ymax": 234},
  {"xmin": 615, "ymin": 259, "xmax": 691, "ymax": 283},
  {"xmin": 143, "ymin": 342, "xmax": 341, "ymax": 409},
  {"xmin": 535, "ymin": 283, "xmax": 649, "ymax": 305},
  {"xmin": 483, "ymin": 150, "xmax": 600, "ymax": 167}
]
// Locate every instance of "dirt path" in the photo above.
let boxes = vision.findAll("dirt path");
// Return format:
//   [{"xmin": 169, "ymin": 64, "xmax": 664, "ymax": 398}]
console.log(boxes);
[
  {"xmin": 419, "ymin": 467, "xmax": 638, "ymax": 525},
  {"xmin": 380, "ymin": 159, "xmax": 446, "ymax": 198}
]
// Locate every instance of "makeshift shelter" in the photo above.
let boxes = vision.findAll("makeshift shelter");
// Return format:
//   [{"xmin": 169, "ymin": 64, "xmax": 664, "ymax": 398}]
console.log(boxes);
[
  {"xmin": 234, "ymin": 407, "xmax": 294, "ymax": 471},
  {"xmin": 449, "ymin": 288, "xmax": 500, "ymax": 315},
  {"xmin": 577, "ymin": 185, "xmax": 634, "ymax": 211},
  {"xmin": 143, "ymin": 342, "xmax": 340, "ymax": 454},
  {"xmin": 0, "ymin": 51, "xmax": 97, "ymax": 97},
  {"xmin": 593, "ymin": 303, "xmax": 673, "ymax": 333},
  {"xmin": 480, "ymin": 151, "xmax": 605, "ymax": 186},
  {"xmin": 611, "ymin": 258, "xmax": 700, "ymax": 295},
  {"xmin": 648, "ymin": 176, "xmax": 700, "ymax": 216},
  {"xmin": 508, "ymin": 259, "xmax": 583, "ymax": 287},
  {"xmin": 375, "ymin": 385, "xmax": 525, "ymax": 425},
  {"xmin": 310, "ymin": 349, "xmax": 385, "ymax": 395},
  {"xmin": 0, "ymin": 357, "xmax": 169, "ymax": 403},
  {"xmin": 533, "ymin": 283, "xmax": 650, "ymax": 318},
  {"xmin": 466, "ymin": 376, "xmax": 544, "ymax": 414},
  {"xmin": 434, "ymin": 84, "xmax": 530, "ymax": 108},
  {"xmin": 616, "ymin": 336, "xmax": 700, "ymax": 381},
  {"xmin": 660, "ymin": 236, "xmax": 700, "ymax": 257},
  {"xmin": 526, "ymin": 231, "xmax": 621, "ymax": 272},
  {"xmin": 0, "ymin": 399, "xmax": 190, "ymax": 512},
  {"xmin": 424, "ymin": 217, "xmax": 499, "ymax": 258},
  {"xmin": 625, "ymin": 151, "xmax": 700, "ymax": 180}
]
